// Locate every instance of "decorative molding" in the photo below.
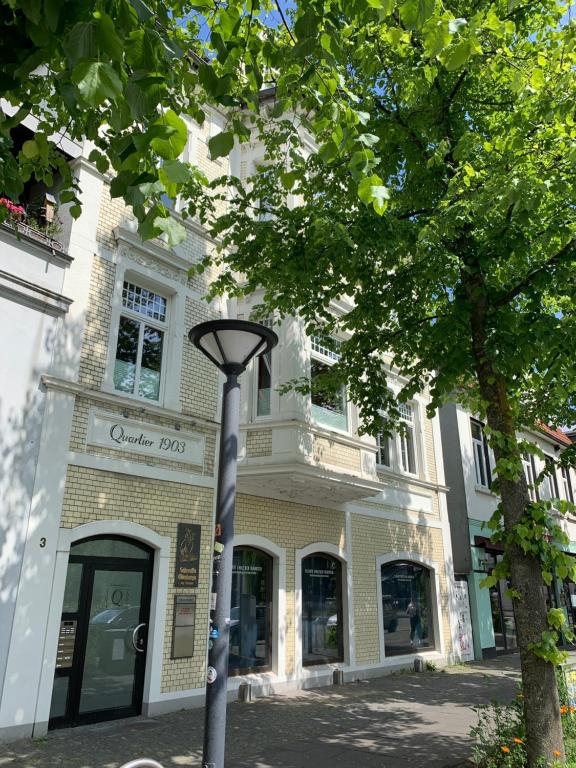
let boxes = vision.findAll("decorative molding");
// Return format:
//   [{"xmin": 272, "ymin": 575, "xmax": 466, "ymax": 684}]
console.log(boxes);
[
  {"xmin": 67, "ymin": 451, "xmax": 215, "ymax": 488},
  {"xmin": 0, "ymin": 269, "xmax": 73, "ymax": 316},
  {"xmin": 114, "ymin": 225, "xmax": 192, "ymax": 272},
  {"xmin": 40, "ymin": 374, "xmax": 219, "ymax": 431}
]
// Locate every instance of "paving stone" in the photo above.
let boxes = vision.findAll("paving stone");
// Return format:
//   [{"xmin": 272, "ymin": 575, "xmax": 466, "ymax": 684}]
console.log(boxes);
[{"xmin": 0, "ymin": 656, "xmax": 522, "ymax": 768}]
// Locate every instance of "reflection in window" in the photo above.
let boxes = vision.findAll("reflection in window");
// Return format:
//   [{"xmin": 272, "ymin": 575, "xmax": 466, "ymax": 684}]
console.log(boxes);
[
  {"xmin": 257, "ymin": 349, "xmax": 272, "ymax": 416},
  {"xmin": 381, "ymin": 561, "xmax": 434, "ymax": 656},
  {"xmin": 302, "ymin": 554, "xmax": 343, "ymax": 666},
  {"xmin": 311, "ymin": 360, "xmax": 347, "ymax": 431},
  {"xmin": 541, "ymin": 456, "xmax": 559, "ymax": 500},
  {"xmin": 113, "ymin": 281, "xmax": 167, "ymax": 401},
  {"xmin": 229, "ymin": 548, "xmax": 272, "ymax": 675}
]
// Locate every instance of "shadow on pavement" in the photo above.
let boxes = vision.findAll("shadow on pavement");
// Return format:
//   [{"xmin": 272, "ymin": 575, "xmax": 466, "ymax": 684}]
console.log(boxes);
[{"xmin": 0, "ymin": 657, "xmax": 521, "ymax": 768}]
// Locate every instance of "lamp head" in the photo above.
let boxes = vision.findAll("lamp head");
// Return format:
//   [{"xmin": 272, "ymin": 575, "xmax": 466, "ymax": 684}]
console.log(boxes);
[{"xmin": 188, "ymin": 319, "xmax": 278, "ymax": 376}]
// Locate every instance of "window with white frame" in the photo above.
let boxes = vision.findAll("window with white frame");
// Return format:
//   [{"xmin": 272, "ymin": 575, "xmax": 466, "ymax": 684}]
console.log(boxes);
[
  {"xmin": 376, "ymin": 426, "xmax": 391, "ymax": 468},
  {"xmin": 471, "ymin": 419, "xmax": 491, "ymax": 488},
  {"xmin": 522, "ymin": 451, "xmax": 538, "ymax": 501},
  {"xmin": 113, "ymin": 280, "xmax": 167, "ymax": 401},
  {"xmin": 398, "ymin": 402, "xmax": 417, "ymax": 474},
  {"xmin": 256, "ymin": 318, "xmax": 273, "ymax": 417},
  {"xmin": 541, "ymin": 455, "xmax": 560, "ymax": 500},
  {"xmin": 310, "ymin": 335, "xmax": 348, "ymax": 432},
  {"xmin": 562, "ymin": 466, "xmax": 574, "ymax": 503}
]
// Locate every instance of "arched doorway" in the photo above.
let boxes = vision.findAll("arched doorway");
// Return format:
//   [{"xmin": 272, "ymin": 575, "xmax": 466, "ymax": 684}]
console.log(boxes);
[{"xmin": 49, "ymin": 536, "xmax": 153, "ymax": 729}]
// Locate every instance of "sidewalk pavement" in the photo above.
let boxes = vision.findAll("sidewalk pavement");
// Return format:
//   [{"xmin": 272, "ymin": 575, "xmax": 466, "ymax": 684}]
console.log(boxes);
[{"xmin": 0, "ymin": 656, "xmax": 522, "ymax": 768}]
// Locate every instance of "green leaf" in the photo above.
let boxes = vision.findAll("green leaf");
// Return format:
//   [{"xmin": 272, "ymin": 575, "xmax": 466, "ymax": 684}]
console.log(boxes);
[
  {"xmin": 64, "ymin": 22, "xmax": 98, "ymax": 66},
  {"xmin": 72, "ymin": 61, "xmax": 123, "ymax": 106},
  {"xmin": 21, "ymin": 139, "xmax": 39, "ymax": 159},
  {"xmin": 208, "ymin": 131, "xmax": 234, "ymax": 161},
  {"xmin": 95, "ymin": 13, "xmax": 124, "ymax": 61},
  {"xmin": 399, "ymin": 0, "xmax": 436, "ymax": 30},
  {"xmin": 21, "ymin": 0, "xmax": 42, "ymax": 24},
  {"xmin": 44, "ymin": 0, "xmax": 61, "ymax": 32},
  {"xmin": 366, "ymin": 0, "xmax": 395, "ymax": 12},
  {"xmin": 280, "ymin": 171, "xmax": 298, "ymax": 191},
  {"xmin": 440, "ymin": 37, "xmax": 480, "ymax": 71},
  {"xmin": 358, "ymin": 174, "xmax": 390, "ymax": 214},
  {"xmin": 150, "ymin": 110, "xmax": 188, "ymax": 160},
  {"xmin": 153, "ymin": 215, "xmax": 186, "ymax": 246}
]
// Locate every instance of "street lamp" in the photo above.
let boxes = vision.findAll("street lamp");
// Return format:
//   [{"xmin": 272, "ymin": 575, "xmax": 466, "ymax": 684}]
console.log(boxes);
[{"xmin": 188, "ymin": 319, "xmax": 278, "ymax": 768}]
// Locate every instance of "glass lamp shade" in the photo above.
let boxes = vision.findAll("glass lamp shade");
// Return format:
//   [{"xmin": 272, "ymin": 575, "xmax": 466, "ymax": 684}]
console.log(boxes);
[{"xmin": 188, "ymin": 319, "xmax": 278, "ymax": 375}]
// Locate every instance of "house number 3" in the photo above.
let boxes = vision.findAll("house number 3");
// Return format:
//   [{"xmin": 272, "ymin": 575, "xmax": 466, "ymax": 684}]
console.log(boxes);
[{"xmin": 39, "ymin": 538, "xmax": 46, "ymax": 548}]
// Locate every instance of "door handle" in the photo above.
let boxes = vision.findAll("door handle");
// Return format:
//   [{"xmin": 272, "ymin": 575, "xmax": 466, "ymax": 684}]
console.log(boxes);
[{"xmin": 132, "ymin": 623, "xmax": 146, "ymax": 653}]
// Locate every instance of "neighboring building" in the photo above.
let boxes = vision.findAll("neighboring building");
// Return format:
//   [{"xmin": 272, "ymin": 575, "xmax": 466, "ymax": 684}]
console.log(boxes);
[
  {"xmin": 0, "ymin": 111, "xmax": 460, "ymax": 742},
  {"xmin": 440, "ymin": 403, "xmax": 576, "ymax": 659}
]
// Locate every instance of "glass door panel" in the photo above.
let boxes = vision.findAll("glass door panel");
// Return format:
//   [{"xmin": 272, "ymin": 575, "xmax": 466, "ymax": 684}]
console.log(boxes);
[{"xmin": 79, "ymin": 569, "xmax": 144, "ymax": 715}]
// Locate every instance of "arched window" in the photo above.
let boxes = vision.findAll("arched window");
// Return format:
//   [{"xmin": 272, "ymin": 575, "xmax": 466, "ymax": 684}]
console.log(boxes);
[
  {"xmin": 229, "ymin": 547, "xmax": 273, "ymax": 675},
  {"xmin": 381, "ymin": 561, "xmax": 435, "ymax": 656},
  {"xmin": 302, "ymin": 553, "xmax": 344, "ymax": 665}
]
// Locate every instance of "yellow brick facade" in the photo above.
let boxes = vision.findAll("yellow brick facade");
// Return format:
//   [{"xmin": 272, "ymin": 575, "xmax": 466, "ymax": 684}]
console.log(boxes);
[
  {"xmin": 351, "ymin": 514, "xmax": 451, "ymax": 664},
  {"xmin": 60, "ymin": 465, "xmax": 214, "ymax": 693},
  {"xmin": 245, "ymin": 429, "xmax": 273, "ymax": 458},
  {"xmin": 313, "ymin": 435, "xmax": 361, "ymax": 472}
]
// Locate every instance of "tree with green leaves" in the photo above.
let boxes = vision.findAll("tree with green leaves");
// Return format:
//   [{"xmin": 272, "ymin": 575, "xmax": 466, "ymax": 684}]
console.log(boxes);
[{"xmin": 1, "ymin": 0, "xmax": 576, "ymax": 764}]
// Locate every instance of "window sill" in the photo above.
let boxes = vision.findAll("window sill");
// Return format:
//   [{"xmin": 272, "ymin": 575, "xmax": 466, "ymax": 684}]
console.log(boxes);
[{"xmin": 475, "ymin": 485, "xmax": 495, "ymax": 496}]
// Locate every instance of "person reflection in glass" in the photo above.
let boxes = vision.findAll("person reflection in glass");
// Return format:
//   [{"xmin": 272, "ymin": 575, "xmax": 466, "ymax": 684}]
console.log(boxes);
[{"xmin": 406, "ymin": 598, "xmax": 422, "ymax": 646}]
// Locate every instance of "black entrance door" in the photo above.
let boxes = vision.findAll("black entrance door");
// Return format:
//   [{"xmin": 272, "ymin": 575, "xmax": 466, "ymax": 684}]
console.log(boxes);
[{"xmin": 49, "ymin": 536, "xmax": 153, "ymax": 729}]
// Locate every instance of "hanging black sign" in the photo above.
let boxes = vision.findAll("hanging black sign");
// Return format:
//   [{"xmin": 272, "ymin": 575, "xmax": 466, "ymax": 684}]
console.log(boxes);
[{"xmin": 174, "ymin": 523, "xmax": 201, "ymax": 588}]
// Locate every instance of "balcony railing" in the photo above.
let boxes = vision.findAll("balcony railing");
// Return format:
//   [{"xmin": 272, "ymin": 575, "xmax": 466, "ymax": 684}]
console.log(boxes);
[{"xmin": 1, "ymin": 217, "xmax": 66, "ymax": 253}]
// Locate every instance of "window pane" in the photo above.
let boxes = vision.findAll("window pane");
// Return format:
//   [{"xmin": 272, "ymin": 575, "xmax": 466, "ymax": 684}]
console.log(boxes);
[
  {"xmin": 302, "ymin": 554, "xmax": 343, "ymax": 665},
  {"xmin": 71, "ymin": 537, "xmax": 152, "ymax": 559},
  {"xmin": 122, "ymin": 281, "xmax": 167, "ymax": 322},
  {"xmin": 400, "ymin": 428, "xmax": 416, "ymax": 473},
  {"xmin": 138, "ymin": 326, "xmax": 164, "ymax": 400},
  {"xmin": 257, "ymin": 351, "xmax": 272, "ymax": 416},
  {"xmin": 114, "ymin": 316, "xmax": 139, "ymax": 394},
  {"xmin": 229, "ymin": 548, "xmax": 272, "ymax": 675},
  {"xmin": 62, "ymin": 562, "xmax": 83, "ymax": 613},
  {"xmin": 381, "ymin": 561, "xmax": 434, "ymax": 656},
  {"xmin": 311, "ymin": 359, "xmax": 347, "ymax": 431},
  {"xmin": 377, "ymin": 433, "xmax": 390, "ymax": 467}
]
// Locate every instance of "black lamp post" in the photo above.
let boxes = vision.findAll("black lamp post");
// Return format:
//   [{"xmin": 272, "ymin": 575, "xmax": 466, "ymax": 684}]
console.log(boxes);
[{"xmin": 188, "ymin": 319, "xmax": 278, "ymax": 768}]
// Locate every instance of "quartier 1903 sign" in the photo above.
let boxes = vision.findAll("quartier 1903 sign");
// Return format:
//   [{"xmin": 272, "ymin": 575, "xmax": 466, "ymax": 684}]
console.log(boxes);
[{"xmin": 87, "ymin": 410, "xmax": 205, "ymax": 467}]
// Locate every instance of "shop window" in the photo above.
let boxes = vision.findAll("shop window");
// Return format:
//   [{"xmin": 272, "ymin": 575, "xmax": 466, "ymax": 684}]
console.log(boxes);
[
  {"xmin": 113, "ymin": 280, "xmax": 168, "ymax": 402},
  {"xmin": 302, "ymin": 553, "xmax": 344, "ymax": 666},
  {"xmin": 310, "ymin": 335, "xmax": 348, "ymax": 432},
  {"xmin": 229, "ymin": 547, "xmax": 272, "ymax": 675},
  {"xmin": 380, "ymin": 561, "xmax": 435, "ymax": 656},
  {"xmin": 398, "ymin": 403, "xmax": 417, "ymax": 474},
  {"xmin": 471, "ymin": 419, "xmax": 491, "ymax": 488}
]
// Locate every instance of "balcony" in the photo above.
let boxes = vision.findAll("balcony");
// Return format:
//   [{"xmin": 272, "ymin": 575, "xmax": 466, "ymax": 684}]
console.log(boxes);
[{"xmin": 237, "ymin": 419, "xmax": 384, "ymax": 507}]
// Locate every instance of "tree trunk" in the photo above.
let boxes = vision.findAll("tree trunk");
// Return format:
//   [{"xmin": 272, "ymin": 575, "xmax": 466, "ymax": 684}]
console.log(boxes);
[{"xmin": 462, "ymin": 266, "xmax": 564, "ymax": 766}]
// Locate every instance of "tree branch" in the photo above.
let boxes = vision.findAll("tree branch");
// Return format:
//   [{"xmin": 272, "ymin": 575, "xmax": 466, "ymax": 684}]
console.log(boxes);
[{"xmin": 492, "ymin": 238, "xmax": 576, "ymax": 308}]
